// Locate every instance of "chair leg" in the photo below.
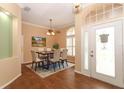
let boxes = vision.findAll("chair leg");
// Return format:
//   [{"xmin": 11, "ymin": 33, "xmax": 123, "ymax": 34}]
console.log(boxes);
[
  {"xmin": 55, "ymin": 62, "xmax": 57, "ymax": 70},
  {"xmin": 47, "ymin": 61, "xmax": 50, "ymax": 70},
  {"xmin": 61, "ymin": 60, "xmax": 64, "ymax": 68},
  {"xmin": 53, "ymin": 63, "xmax": 55, "ymax": 72},
  {"xmin": 41, "ymin": 61, "xmax": 45, "ymax": 69},
  {"xmin": 58, "ymin": 62, "xmax": 61, "ymax": 69},
  {"xmin": 65, "ymin": 59, "xmax": 68, "ymax": 66},
  {"xmin": 31, "ymin": 62, "xmax": 34, "ymax": 68},
  {"xmin": 37, "ymin": 63, "xmax": 39, "ymax": 67},
  {"xmin": 38, "ymin": 62, "xmax": 40, "ymax": 67},
  {"xmin": 35, "ymin": 63, "xmax": 37, "ymax": 71}
]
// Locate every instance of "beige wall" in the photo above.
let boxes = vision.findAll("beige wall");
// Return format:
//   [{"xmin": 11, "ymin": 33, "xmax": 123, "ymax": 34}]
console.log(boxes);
[
  {"xmin": 0, "ymin": 4, "xmax": 22, "ymax": 88},
  {"xmin": 22, "ymin": 23, "xmax": 75, "ymax": 63},
  {"xmin": 54, "ymin": 28, "xmax": 67, "ymax": 48},
  {"xmin": 54, "ymin": 28, "xmax": 75, "ymax": 63},
  {"xmin": 22, "ymin": 23, "xmax": 56, "ymax": 63}
]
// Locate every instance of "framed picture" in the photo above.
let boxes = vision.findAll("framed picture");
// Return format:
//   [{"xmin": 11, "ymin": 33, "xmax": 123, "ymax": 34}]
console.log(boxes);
[{"xmin": 32, "ymin": 36, "xmax": 46, "ymax": 47}]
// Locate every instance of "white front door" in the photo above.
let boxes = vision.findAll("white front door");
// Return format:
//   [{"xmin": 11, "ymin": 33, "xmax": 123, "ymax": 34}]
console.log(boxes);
[{"xmin": 83, "ymin": 20, "xmax": 123, "ymax": 87}]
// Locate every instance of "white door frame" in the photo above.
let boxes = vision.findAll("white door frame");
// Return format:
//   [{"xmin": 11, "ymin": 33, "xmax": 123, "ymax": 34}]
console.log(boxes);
[{"xmin": 81, "ymin": 19, "xmax": 124, "ymax": 88}]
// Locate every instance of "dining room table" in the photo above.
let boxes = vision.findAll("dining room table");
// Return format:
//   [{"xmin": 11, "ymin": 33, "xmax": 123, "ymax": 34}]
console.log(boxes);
[
  {"xmin": 36, "ymin": 50, "xmax": 54, "ymax": 70},
  {"xmin": 35, "ymin": 50, "xmax": 63, "ymax": 70}
]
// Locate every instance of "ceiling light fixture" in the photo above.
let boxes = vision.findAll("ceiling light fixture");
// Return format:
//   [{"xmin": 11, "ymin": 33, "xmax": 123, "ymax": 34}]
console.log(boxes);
[
  {"xmin": 47, "ymin": 19, "xmax": 55, "ymax": 36},
  {"xmin": 73, "ymin": 3, "xmax": 81, "ymax": 14},
  {"xmin": 24, "ymin": 6, "xmax": 31, "ymax": 12}
]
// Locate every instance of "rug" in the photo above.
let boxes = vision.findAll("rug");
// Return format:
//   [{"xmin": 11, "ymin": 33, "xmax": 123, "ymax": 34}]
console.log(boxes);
[{"xmin": 26, "ymin": 62, "xmax": 75, "ymax": 78}]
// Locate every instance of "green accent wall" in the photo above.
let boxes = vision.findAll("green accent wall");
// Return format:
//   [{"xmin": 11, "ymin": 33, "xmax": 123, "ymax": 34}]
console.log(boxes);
[{"xmin": 0, "ymin": 12, "xmax": 12, "ymax": 59}]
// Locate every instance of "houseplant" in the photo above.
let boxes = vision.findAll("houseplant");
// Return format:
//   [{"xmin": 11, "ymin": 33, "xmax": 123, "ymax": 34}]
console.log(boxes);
[{"xmin": 52, "ymin": 43, "xmax": 59, "ymax": 50}]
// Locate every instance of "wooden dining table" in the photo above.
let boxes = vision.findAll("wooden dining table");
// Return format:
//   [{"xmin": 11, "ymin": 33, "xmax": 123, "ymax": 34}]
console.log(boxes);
[
  {"xmin": 35, "ymin": 50, "xmax": 62, "ymax": 70},
  {"xmin": 36, "ymin": 51, "xmax": 54, "ymax": 69}
]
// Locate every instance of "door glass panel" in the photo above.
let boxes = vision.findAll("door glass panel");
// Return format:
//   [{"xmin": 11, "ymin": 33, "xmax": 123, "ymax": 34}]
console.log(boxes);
[
  {"xmin": 84, "ymin": 32, "xmax": 89, "ymax": 70},
  {"xmin": 96, "ymin": 26, "xmax": 115, "ymax": 77}
]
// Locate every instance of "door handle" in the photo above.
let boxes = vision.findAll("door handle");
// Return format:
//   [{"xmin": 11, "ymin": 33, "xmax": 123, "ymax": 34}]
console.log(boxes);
[
  {"xmin": 90, "ymin": 50, "xmax": 94, "ymax": 57},
  {"xmin": 91, "ymin": 50, "xmax": 93, "ymax": 53},
  {"xmin": 90, "ymin": 54, "xmax": 93, "ymax": 57}
]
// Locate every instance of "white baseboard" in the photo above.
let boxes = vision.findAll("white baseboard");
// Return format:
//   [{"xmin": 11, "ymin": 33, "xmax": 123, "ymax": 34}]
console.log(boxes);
[
  {"xmin": 74, "ymin": 70, "xmax": 90, "ymax": 77},
  {"xmin": 74, "ymin": 70, "xmax": 82, "ymax": 74},
  {"xmin": 21, "ymin": 61, "xmax": 32, "ymax": 64},
  {"xmin": 0, "ymin": 73, "xmax": 22, "ymax": 89},
  {"xmin": 75, "ymin": 70, "xmax": 124, "ymax": 88}
]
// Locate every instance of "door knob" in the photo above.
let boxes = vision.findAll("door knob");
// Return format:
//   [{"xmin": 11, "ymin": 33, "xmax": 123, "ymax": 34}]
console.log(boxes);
[
  {"xmin": 91, "ymin": 50, "xmax": 93, "ymax": 53},
  {"xmin": 90, "ymin": 54, "xmax": 93, "ymax": 57}
]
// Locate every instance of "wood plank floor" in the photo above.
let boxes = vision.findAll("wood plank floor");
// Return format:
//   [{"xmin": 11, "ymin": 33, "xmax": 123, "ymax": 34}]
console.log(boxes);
[{"xmin": 5, "ymin": 65, "xmax": 120, "ymax": 89}]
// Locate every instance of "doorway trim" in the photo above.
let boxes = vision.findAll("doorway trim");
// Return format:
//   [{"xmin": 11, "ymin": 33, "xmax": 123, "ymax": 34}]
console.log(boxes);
[{"xmin": 81, "ymin": 18, "xmax": 124, "ymax": 88}]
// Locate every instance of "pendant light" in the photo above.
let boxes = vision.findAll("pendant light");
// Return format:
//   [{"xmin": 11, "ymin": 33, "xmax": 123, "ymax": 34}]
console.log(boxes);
[{"xmin": 47, "ymin": 19, "xmax": 55, "ymax": 36}]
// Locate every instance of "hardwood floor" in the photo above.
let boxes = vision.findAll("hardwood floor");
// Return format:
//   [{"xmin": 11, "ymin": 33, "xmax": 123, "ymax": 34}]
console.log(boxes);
[{"xmin": 5, "ymin": 65, "xmax": 120, "ymax": 89}]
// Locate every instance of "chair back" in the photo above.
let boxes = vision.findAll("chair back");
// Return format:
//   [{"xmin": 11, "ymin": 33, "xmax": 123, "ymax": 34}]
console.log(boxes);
[
  {"xmin": 60, "ymin": 48, "xmax": 65, "ymax": 51},
  {"xmin": 47, "ymin": 48, "xmax": 51, "ymax": 51},
  {"xmin": 53, "ymin": 49, "xmax": 61, "ymax": 62},
  {"xmin": 38, "ymin": 48, "xmax": 45, "ymax": 52},
  {"xmin": 61, "ymin": 49, "xmax": 68, "ymax": 59},
  {"xmin": 31, "ymin": 50, "xmax": 37, "ymax": 62}
]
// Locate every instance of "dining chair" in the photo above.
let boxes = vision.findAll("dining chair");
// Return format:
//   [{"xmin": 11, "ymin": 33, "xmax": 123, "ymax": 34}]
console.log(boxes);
[
  {"xmin": 60, "ymin": 49, "xmax": 68, "ymax": 68},
  {"xmin": 38, "ymin": 52, "xmax": 48, "ymax": 69},
  {"xmin": 31, "ymin": 50, "xmax": 43, "ymax": 71},
  {"xmin": 49, "ymin": 49, "xmax": 61, "ymax": 71},
  {"xmin": 60, "ymin": 48, "xmax": 65, "ymax": 51},
  {"xmin": 38, "ymin": 48, "xmax": 45, "ymax": 52},
  {"xmin": 46, "ymin": 48, "xmax": 52, "ymax": 51}
]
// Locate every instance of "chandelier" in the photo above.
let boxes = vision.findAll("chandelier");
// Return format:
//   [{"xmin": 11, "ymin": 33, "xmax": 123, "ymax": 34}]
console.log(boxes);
[{"xmin": 47, "ymin": 19, "xmax": 55, "ymax": 36}]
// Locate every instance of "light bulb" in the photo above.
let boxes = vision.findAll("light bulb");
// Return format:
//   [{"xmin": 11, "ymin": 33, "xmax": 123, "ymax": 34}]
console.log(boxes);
[
  {"xmin": 47, "ymin": 32, "xmax": 50, "ymax": 35},
  {"xmin": 51, "ymin": 32, "xmax": 55, "ymax": 35}
]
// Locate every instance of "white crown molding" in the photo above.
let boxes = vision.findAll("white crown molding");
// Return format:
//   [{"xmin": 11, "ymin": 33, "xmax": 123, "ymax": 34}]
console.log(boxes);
[
  {"xmin": 60, "ymin": 23, "xmax": 74, "ymax": 29},
  {"xmin": 22, "ymin": 21, "xmax": 50, "ymax": 30},
  {"xmin": 81, "ymin": 3, "xmax": 93, "ymax": 8},
  {"xmin": 55, "ymin": 21, "xmax": 74, "ymax": 30},
  {"xmin": 17, "ymin": 4, "xmax": 24, "ymax": 8},
  {"xmin": 22, "ymin": 21, "xmax": 74, "ymax": 30}
]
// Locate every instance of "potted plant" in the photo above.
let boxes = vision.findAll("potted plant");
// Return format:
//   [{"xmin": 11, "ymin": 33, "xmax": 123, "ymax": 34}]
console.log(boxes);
[{"xmin": 52, "ymin": 43, "xmax": 59, "ymax": 50}]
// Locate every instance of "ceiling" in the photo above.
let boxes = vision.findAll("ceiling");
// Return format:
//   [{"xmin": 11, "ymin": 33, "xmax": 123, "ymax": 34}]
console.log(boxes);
[
  {"xmin": 19, "ymin": 3, "xmax": 92, "ymax": 29},
  {"xmin": 19, "ymin": 3, "xmax": 75, "ymax": 29}
]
